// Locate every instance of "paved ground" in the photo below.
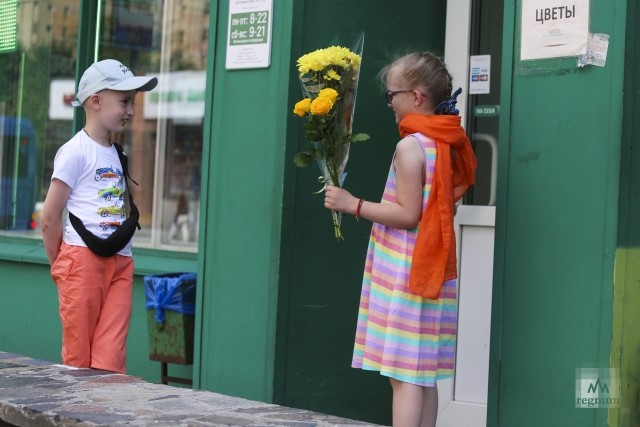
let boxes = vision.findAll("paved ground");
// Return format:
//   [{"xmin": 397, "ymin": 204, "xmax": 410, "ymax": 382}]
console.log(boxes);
[{"xmin": 0, "ymin": 352, "xmax": 381, "ymax": 427}]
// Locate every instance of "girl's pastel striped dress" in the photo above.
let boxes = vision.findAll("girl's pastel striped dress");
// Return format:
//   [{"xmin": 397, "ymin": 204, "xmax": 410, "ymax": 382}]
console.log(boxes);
[{"xmin": 351, "ymin": 132, "xmax": 457, "ymax": 387}]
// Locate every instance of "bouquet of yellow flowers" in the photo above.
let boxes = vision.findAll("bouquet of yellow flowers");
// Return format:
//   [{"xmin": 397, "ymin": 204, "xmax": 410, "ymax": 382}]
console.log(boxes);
[{"xmin": 292, "ymin": 37, "xmax": 369, "ymax": 240}]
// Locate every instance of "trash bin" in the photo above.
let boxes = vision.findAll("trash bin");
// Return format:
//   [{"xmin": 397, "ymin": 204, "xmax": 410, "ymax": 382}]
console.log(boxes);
[{"xmin": 144, "ymin": 272, "xmax": 196, "ymax": 365}]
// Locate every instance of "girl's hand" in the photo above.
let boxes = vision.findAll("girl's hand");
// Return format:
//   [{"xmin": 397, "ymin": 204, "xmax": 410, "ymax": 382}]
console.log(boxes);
[{"xmin": 324, "ymin": 185, "xmax": 359, "ymax": 214}]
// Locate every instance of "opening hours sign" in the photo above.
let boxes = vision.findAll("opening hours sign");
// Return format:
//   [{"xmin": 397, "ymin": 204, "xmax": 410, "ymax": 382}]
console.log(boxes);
[{"xmin": 226, "ymin": 0, "xmax": 274, "ymax": 69}]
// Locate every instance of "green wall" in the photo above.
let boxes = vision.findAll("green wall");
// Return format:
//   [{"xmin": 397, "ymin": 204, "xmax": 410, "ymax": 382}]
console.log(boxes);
[
  {"xmin": 275, "ymin": 1, "xmax": 445, "ymax": 425},
  {"xmin": 194, "ymin": 0, "xmax": 293, "ymax": 402},
  {"xmin": 0, "ymin": 247, "xmax": 60, "ymax": 363},
  {"xmin": 488, "ymin": 0, "xmax": 627, "ymax": 425},
  {"xmin": 0, "ymin": 240, "xmax": 196, "ymax": 385},
  {"xmin": 610, "ymin": 249, "xmax": 640, "ymax": 426}
]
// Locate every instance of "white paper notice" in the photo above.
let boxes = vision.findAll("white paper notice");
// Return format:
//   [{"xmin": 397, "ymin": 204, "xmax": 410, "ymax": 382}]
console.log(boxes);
[
  {"xmin": 577, "ymin": 33, "xmax": 610, "ymax": 67},
  {"xmin": 226, "ymin": 0, "xmax": 274, "ymax": 70},
  {"xmin": 521, "ymin": 0, "xmax": 590, "ymax": 60},
  {"xmin": 469, "ymin": 55, "xmax": 491, "ymax": 95}
]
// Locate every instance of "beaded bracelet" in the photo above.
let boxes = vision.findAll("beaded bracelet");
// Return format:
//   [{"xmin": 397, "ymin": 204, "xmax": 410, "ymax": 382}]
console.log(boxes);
[{"xmin": 355, "ymin": 198, "xmax": 364, "ymax": 221}]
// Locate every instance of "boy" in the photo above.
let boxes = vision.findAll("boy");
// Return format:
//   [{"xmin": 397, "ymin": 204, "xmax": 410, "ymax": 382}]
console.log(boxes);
[{"xmin": 42, "ymin": 59, "xmax": 157, "ymax": 374}]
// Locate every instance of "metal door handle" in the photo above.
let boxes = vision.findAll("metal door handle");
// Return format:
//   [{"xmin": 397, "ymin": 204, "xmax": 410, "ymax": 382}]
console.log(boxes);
[{"xmin": 472, "ymin": 133, "xmax": 498, "ymax": 206}]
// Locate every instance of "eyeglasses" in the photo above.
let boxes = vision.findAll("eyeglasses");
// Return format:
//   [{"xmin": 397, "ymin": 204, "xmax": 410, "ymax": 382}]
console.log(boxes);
[{"xmin": 385, "ymin": 89, "xmax": 414, "ymax": 104}]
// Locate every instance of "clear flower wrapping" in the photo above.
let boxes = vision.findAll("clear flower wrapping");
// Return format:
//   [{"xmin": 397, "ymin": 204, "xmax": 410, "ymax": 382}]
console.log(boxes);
[{"xmin": 292, "ymin": 33, "xmax": 369, "ymax": 239}]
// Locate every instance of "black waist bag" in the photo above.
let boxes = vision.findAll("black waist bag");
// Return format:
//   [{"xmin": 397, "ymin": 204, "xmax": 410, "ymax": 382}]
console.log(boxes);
[{"xmin": 69, "ymin": 143, "xmax": 141, "ymax": 257}]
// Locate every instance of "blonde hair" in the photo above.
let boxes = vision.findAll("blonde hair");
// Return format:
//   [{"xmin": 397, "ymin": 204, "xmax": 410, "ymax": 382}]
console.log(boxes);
[{"xmin": 379, "ymin": 52, "xmax": 453, "ymax": 109}]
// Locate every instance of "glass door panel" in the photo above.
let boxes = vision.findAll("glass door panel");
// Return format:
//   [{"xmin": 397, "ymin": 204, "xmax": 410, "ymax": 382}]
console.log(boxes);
[{"xmin": 438, "ymin": 0, "xmax": 503, "ymax": 425}]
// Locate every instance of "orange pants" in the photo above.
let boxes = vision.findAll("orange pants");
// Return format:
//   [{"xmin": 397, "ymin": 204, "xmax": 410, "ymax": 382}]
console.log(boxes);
[{"xmin": 51, "ymin": 242, "xmax": 134, "ymax": 374}]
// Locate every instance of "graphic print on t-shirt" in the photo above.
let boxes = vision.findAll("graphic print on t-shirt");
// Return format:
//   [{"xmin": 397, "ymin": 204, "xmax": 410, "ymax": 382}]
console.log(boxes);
[{"xmin": 95, "ymin": 165, "xmax": 126, "ymax": 232}]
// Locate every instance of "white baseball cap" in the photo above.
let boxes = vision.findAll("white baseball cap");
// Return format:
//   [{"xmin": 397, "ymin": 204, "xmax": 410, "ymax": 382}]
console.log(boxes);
[{"xmin": 71, "ymin": 59, "xmax": 158, "ymax": 107}]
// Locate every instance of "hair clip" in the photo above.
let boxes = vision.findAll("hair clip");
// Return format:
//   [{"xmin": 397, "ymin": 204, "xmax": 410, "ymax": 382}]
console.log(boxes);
[{"xmin": 434, "ymin": 87, "xmax": 462, "ymax": 116}]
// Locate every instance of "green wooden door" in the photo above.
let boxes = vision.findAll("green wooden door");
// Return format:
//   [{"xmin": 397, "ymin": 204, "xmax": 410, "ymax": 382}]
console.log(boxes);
[{"xmin": 276, "ymin": 1, "xmax": 446, "ymax": 424}]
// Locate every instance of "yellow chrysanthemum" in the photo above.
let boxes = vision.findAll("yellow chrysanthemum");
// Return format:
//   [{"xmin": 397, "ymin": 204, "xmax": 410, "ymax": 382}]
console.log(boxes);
[
  {"xmin": 297, "ymin": 45, "xmax": 361, "ymax": 76},
  {"xmin": 310, "ymin": 97, "xmax": 333, "ymax": 115},
  {"xmin": 324, "ymin": 69, "xmax": 341, "ymax": 81},
  {"xmin": 317, "ymin": 88, "xmax": 338, "ymax": 104},
  {"xmin": 293, "ymin": 98, "xmax": 311, "ymax": 117}
]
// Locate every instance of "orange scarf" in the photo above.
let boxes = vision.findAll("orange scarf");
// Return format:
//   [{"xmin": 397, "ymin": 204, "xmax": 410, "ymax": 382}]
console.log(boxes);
[{"xmin": 398, "ymin": 114, "xmax": 477, "ymax": 299}]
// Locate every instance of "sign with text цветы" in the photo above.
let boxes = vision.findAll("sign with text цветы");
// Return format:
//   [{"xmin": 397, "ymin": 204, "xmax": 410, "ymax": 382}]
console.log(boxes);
[{"xmin": 521, "ymin": 0, "xmax": 589, "ymax": 60}]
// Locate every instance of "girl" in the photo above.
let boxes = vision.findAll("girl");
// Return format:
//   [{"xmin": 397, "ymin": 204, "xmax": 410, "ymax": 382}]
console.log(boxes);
[{"xmin": 324, "ymin": 52, "xmax": 477, "ymax": 427}]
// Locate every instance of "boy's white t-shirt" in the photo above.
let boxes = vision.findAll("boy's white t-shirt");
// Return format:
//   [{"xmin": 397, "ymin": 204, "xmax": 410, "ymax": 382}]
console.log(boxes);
[{"xmin": 52, "ymin": 130, "xmax": 133, "ymax": 256}]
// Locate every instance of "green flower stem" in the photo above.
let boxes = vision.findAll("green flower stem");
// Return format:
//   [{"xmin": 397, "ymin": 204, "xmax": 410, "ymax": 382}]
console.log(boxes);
[{"xmin": 333, "ymin": 210, "xmax": 344, "ymax": 240}]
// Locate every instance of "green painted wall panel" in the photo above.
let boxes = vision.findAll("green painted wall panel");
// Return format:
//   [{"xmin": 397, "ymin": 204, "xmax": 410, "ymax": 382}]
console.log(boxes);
[
  {"xmin": 490, "ymin": 0, "xmax": 626, "ymax": 425},
  {"xmin": 610, "ymin": 249, "xmax": 640, "ymax": 426},
  {"xmin": 0, "ymin": 260, "xmax": 61, "ymax": 362},
  {"xmin": 195, "ymin": 0, "xmax": 293, "ymax": 402},
  {"xmin": 276, "ymin": 1, "xmax": 446, "ymax": 424},
  {"xmin": 0, "ymin": 255, "xmax": 195, "ymax": 385}
]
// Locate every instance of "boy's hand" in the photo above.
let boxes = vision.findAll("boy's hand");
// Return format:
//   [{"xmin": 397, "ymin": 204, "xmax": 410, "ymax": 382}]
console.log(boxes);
[{"xmin": 42, "ymin": 179, "xmax": 72, "ymax": 266}]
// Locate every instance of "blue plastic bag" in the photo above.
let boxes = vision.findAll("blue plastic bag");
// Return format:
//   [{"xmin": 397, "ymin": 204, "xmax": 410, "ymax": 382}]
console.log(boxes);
[{"xmin": 144, "ymin": 273, "xmax": 196, "ymax": 324}]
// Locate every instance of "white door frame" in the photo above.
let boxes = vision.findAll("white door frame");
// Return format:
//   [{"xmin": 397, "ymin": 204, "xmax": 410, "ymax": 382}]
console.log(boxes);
[
  {"xmin": 437, "ymin": 2, "xmax": 496, "ymax": 426},
  {"xmin": 444, "ymin": 0, "xmax": 472, "ymax": 130}
]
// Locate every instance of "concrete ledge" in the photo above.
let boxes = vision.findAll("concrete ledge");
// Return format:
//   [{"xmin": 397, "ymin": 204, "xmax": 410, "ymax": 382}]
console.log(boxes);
[{"xmin": 0, "ymin": 352, "xmax": 380, "ymax": 427}]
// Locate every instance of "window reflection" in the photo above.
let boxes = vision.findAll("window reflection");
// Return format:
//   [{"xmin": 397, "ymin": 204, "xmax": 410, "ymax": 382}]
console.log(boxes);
[
  {"xmin": 0, "ymin": 0, "xmax": 79, "ymax": 235},
  {"xmin": 0, "ymin": 0, "xmax": 208, "ymax": 252},
  {"xmin": 100, "ymin": 0, "xmax": 208, "ymax": 250}
]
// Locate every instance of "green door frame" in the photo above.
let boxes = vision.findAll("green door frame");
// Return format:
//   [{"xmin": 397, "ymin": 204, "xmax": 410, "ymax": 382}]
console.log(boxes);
[
  {"xmin": 485, "ymin": 0, "xmax": 515, "ymax": 423},
  {"xmin": 192, "ymin": 0, "xmax": 220, "ymax": 391},
  {"xmin": 72, "ymin": 0, "xmax": 100, "ymax": 134},
  {"xmin": 610, "ymin": 0, "xmax": 640, "ymax": 424}
]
